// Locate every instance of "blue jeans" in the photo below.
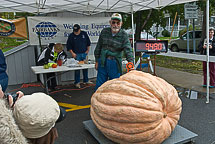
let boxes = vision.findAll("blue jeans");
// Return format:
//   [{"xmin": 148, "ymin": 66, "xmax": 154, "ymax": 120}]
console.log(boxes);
[
  {"xmin": 95, "ymin": 58, "xmax": 120, "ymax": 91},
  {"xmin": 75, "ymin": 53, "xmax": 88, "ymax": 84},
  {"xmin": 0, "ymin": 77, "xmax": 8, "ymax": 92}
]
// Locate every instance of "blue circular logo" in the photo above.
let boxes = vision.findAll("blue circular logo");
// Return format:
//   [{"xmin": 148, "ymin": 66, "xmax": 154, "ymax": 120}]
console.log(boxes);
[{"xmin": 35, "ymin": 22, "xmax": 60, "ymax": 38}]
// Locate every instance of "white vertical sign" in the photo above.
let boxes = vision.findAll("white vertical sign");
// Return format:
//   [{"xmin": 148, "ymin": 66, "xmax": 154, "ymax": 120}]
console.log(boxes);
[{"xmin": 184, "ymin": 3, "xmax": 198, "ymax": 19}]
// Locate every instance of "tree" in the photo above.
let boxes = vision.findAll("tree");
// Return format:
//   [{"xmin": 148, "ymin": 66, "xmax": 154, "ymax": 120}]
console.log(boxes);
[
  {"xmin": 197, "ymin": 0, "xmax": 215, "ymax": 40},
  {"xmin": 122, "ymin": 4, "xmax": 185, "ymax": 41}
]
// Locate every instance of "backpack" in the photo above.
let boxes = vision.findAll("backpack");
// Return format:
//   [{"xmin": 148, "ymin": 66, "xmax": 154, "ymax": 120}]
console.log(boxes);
[{"xmin": 37, "ymin": 47, "xmax": 51, "ymax": 66}]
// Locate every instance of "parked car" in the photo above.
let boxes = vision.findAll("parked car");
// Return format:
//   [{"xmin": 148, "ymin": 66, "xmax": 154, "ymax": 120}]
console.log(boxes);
[{"xmin": 169, "ymin": 30, "xmax": 202, "ymax": 52}]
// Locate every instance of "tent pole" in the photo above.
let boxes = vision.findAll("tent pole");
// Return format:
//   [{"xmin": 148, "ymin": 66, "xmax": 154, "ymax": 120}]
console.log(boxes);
[
  {"xmin": 131, "ymin": 4, "xmax": 135, "ymax": 64},
  {"xmin": 37, "ymin": 0, "xmax": 40, "ymax": 15},
  {"xmin": 206, "ymin": 0, "xmax": 210, "ymax": 103}
]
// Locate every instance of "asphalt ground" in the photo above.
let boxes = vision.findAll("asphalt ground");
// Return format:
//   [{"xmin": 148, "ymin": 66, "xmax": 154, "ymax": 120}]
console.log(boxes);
[{"xmin": 5, "ymin": 69, "xmax": 215, "ymax": 144}]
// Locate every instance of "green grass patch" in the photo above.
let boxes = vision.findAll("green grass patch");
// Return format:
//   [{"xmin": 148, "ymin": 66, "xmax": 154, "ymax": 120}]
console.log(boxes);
[
  {"xmin": 155, "ymin": 55, "xmax": 203, "ymax": 75},
  {"xmin": 157, "ymin": 37, "xmax": 178, "ymax": 40},
  {"xmin": 0, "ymin": 37, "xmax": 27, "ymax": 52},
  {"xmin": 135, "ymin": 54, "xmax": 202, "ymax": 75}
]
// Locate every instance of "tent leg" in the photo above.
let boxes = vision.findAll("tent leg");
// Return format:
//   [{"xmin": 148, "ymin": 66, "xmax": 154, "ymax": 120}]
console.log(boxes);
[
  {"xmin": 206, "ymin": 0, "xmax": 210, "ymax": 103},
  {"xmin": 131, "ymin": 5, "xmax": 135, "ymax": 64}
]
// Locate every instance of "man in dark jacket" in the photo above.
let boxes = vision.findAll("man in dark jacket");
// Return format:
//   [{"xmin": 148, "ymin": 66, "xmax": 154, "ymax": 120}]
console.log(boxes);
[
  {"xmin": 0, "ymin": 49, "xmax": 8, "ymax": 92},
  {"xmin": 66, "ymin": 24, "xmax": 92, "ymax": 88},
  {"xmin": 198, "ymin": 27, "xmax": 215, "ymax": 87}
]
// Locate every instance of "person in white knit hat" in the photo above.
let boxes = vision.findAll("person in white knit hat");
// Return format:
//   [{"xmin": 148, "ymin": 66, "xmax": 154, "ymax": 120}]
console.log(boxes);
[
  {"xmin": 13, "ymin": 92, "xmax": 62, "ymax": 144},
  {"xmin": 0, "ymin": 87, "xmax": 65, "ymax": 144}
]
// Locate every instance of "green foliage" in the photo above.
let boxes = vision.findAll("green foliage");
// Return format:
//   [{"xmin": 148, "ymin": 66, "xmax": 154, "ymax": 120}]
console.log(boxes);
[
  {"xmin": 122, "ymin": 4, "xmax": 186, "ymax": 40},
  {"xmin": 163, "ymin": 4, "xmax": 185, "ymax": 19},
  {"xmin": 162, "ymin": 29, "xmax": 170, "ymax": 37},
  {"xmin": 0, "ymin": 12, "xmax": 15, "ymax": 19},
  {"xmin": 0, "ymin": 12, "xmax": 35, "ymax": 19},
  {"xmin": 179, "ymin": 25, "xmax": 193, "ymax": 36},
  {"xmin": 178, "ymin": 25, "xmax": 201, "ymax": 36},
  {"xmin": 0, "ymin": 37, "xmax": 27, "ymax": 51},
  {"xmin": 157, "ymin": 37, "xmax": 178, "ymax": 40},
  {"xmin": 197, "ymin": 0, "xmax": 215, "ymax": 15}
]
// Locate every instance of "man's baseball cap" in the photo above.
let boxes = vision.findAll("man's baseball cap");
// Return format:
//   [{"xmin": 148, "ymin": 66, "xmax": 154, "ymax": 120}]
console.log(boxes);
[
  {"xmin": 111, "ymin": 13, "xmax": 122, "ymax": 21},
  {"xmin": 73, "ymin": 24, "xmax": 80, "ymax": 32}
]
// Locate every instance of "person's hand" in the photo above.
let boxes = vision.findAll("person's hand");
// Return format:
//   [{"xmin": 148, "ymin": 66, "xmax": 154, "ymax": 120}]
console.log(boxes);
[
  {"xmin": 8, "ymin": 91, "xmax": 24, "ymax": 108},
  {"xmin": 16, "ymin": 91, "xmax": 24, "ymax": 98},
  {"xmin": 95, "ymin": 62, "xmax": 98, "ymax": 70},
  {"xmin": 8, "ymin": 95, "xmax": 14, "ymax": 107},
  {"xmin": 0, "ymin": 88, "xmax": 4, "ymax": 99},
  {"xmin": 129, "ymin": 67, "xmax": 135, "ymax": 71},
  {"xmin": 85, "ymin": 50, "xmax": 89, "ymax": 54},
  {"xmin": 71, "ymin": 52, "xmax": 76, "ymax": 58},
  {"xmin": 203, "ymin": 45, "xmax": 207, "ymax": 49},
  {"xmin": 72, "ymin": 53, "xmax": 77, "ymax": 58},
  {"xmin": 209, "ymin": 45, "xmax": 212, "ymax": 49}
]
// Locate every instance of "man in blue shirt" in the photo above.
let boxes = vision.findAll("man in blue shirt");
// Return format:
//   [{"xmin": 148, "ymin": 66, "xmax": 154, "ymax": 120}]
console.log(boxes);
[
  {"xmin": 66, "ymin": 24, "xmax": 92, "ymax": 88},
  {"xmin": 0, "ymin": 49, "xmax": 8, "ymax": 92}
]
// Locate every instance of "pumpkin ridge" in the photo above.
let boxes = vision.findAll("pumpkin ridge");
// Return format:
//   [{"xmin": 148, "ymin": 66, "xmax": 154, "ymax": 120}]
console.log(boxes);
[
  {"xmin": 97, "ymin": 80, "xmax": 158, "ymax": 99},
  {"xmin": 165, "ymin": 96, "xmax": 182, "ymax": 114},
  {"xmin": 95, "ymin": 88, "xmax": 157, "ymax": 101},
  {"xmin": 118, "ymin": 78, "xmax": 167, "ymax": 108},
  {"xmin": 94, "ymin": 93, "xmax": 162, "ymax": 111},
  {"xmin": 91, "ymin": 98, "xmax": 164, "ymax": 123},
  {"xmin": 91, "ymin": 109, "xmax": 163, "ymax": 134},
  {"xmin": 166, "ymin": 106, "xmax": 182, "ymax": 115},
  {"xmin": 93, "ymin": 100, "xmax": 164, "ymax": 115},
  {"xmin": 165, "ymin": 116, "xmax": 179, "ymax": 131},
  {"xmin": 166, "ymin": 108, "xmax": 182, "ymax": 121},
  {"xmin": 97, "ymin": 79, "xmax": 167, "ymax": 109}
]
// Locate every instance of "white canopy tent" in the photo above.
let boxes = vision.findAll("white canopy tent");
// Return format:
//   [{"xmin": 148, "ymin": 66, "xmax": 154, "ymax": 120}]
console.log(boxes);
[
  {"xmin": 0, "ymin": 0, "xmax": 198, "ymax": 15},
  {"xmin": 3, "ymin": 0, "xmax": 213, "ymax": 103},
  {"xmin": 0, "ymin": 0, "xmax": 199, "ymax": 50}
]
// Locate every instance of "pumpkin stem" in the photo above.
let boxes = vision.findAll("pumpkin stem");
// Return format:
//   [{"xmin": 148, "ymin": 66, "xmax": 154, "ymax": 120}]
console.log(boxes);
[{"xmin": 163, "ymin": 112, "xmax": 167, "ymax": 118}]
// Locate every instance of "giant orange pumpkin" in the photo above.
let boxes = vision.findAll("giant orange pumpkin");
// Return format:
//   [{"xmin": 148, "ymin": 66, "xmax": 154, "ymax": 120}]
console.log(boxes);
[{"xmin": 90, "ymin": 70, "xmax": 182, "ymax": 144}]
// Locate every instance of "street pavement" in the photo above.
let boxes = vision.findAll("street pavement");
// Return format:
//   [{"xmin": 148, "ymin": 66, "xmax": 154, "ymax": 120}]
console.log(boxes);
[{"xmin": 5, "ymin": 67, "xmax": 215, "ymax": 144}]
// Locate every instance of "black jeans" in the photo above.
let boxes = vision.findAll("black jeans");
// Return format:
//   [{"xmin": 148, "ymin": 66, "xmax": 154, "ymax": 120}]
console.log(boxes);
[{"xmin": 47, "ymin": 73, "xmax": 57, "ymax": 89}]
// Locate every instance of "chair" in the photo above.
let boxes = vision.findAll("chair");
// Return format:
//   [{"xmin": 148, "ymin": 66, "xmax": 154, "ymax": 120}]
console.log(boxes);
[{"xmin": 135, "ymin": 53, "xmax": 154, "ymax": 73}]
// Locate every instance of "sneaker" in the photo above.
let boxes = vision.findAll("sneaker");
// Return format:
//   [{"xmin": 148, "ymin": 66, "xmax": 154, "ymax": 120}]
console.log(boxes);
[
  {"xmin": 84, "ymin": 80, "xmax": 93, "ymax": 84},
  {"xmin": 202, "ymin": 85, "xmax": 207, "ymax": 87},
  {"xmin": 75, "ymin": 83, "xmax": 81, "ymax": 88},
  {"xmin": 209, "ymin": 86, "xmax": 215, "ymax": 88}
]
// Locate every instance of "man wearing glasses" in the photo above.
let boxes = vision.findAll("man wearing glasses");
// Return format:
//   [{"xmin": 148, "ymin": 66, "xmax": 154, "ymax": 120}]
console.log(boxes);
[{"xmin": 94, "ymin": 13, "xmax": 134, "ymax": 91}]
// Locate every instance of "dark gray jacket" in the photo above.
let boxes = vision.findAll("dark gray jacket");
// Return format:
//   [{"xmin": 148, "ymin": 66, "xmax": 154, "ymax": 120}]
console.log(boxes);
[{"xmin": 198, "ymin": 37, "xmax": 215, "ymax": 56}]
